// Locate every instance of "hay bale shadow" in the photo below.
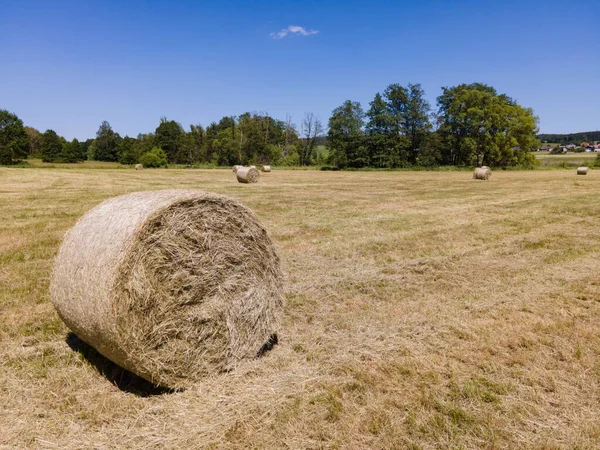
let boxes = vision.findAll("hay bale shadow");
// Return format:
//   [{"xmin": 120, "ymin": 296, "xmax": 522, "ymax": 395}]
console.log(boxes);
[{"xmin": 65, "ymin": 332, "xmax": 175, "ymax": 397}]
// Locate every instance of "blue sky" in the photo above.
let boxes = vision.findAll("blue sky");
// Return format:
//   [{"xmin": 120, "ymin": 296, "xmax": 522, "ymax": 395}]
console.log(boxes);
[{"xmin": 2, "ymin": 0, "xmax": 599, "ymax": 140}]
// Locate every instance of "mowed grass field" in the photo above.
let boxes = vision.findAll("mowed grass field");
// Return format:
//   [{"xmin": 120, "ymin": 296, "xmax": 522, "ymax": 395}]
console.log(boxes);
[
  {"xmin": 535, "ymin": 152, "xmax": 597, "ymax": 167},
  {"xmin": 1, "ymin": 167, "xmax": 600, "ymax": 449}
]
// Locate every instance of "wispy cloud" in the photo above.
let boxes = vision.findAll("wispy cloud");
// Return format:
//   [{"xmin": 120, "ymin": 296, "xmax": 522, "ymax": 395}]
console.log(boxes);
[{"xmin": 270, "ymin": 25, "xmax": 319, "ymax": 39}]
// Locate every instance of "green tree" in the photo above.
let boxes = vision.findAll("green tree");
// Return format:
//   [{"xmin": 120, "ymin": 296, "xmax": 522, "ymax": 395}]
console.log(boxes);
[
  {"xmin": 139, "ymin": 147, "xmax": 168, "ymax": 168},
  {"xmin": 383, "ymin": 83, "xmax": 431, "ymax": 165},
  {"xmin": 61, "ymin": 138, "xmax": 84, "ymax": 163},
  {"xmin": 327, "ymin": 100, "xmax": 366, "ymax": 168},
  {"xmin": 212, "ymin": 128, "xmax": 241, "ymax": 165},
  {"xmin": 155, "ymin": 118, "xmax": 184, "ymax": 163},
  {"xmin": 118, "ymin": 136, "xmax": 139, "ymax": 164},
  {"xmin": 39, "ymin": 130, "xmax": 63, "ymax": 162},
  {"xmin": 0, "ymin": 110, "xmax": 29, "ymax": 165},
  {"xmin": 93, "ymin": 121, "xmax": 119, "ymax": 161},
  {"xmin": 183, "ymin": 124, "xmax": 206, "ymax": 165},
  {"xmin": 365, "ymin": 93, "xmax": 393, "ymax": 167},
  {"xmin": 237, "ymin": 113, "xmax": 285, "ymax": 164},
  {"xmin": 437, "ymin": 83, "xmax": 538, "ymax": 166},
  {"xmin": 25, "ymin": 126, "xmax": 41, "ymax": 157}
]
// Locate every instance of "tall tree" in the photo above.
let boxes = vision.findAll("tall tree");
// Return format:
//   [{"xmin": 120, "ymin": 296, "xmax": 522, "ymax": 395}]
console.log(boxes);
[
  {"xmin": 118, "ymin": 136, "xmax": 139, "ymax": 164},
  {"xmin": 185, "ymin": 124, "xmax": 206, "ymax": 165},
  {"xmin": 155, "ymin": 117, "xmax": 185, "ymax": 163},
  {"xmin": 93, "ymin": 121, "xmax": 119, "ymax": 161},
  {"xmin": 298, "ymin": 113, "xmax": 323, "ymax": 166},
  {"xmin": 0, "ymin": 109, "xmax": 29, "ymax": 165},
  {"xmin": 61, "ymin": 138, "xmax": 84, "ymax": 163},
  {"xmin": 383, "ymin": 83, "xmax": 431, "ymax": 165},
  {"xmin": 365, "ymin": 93, "xmax": 393, "ymax": 167},
  {"xmin": 39, "ymin": 130, "xmax": 63, "ymax": 162},
  {"xmin": 327, "ymin": 100, "xmax": 366, "ymax": 168},
  {"xmin": 403, "ymin": 83, "xmax": 432, "ymax": 157},
  {"xmin": 24, "ymin": 126, "xmax": 41, "ymax": 157},
  {"xmin": 437, "ymin": 83, "xmax": 539, "ymax": 166}
]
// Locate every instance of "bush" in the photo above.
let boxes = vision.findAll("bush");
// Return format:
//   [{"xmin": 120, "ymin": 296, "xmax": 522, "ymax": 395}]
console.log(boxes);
[{"xmin": 139, "ymin": 147, "xmax": 168, "ymax": 168}]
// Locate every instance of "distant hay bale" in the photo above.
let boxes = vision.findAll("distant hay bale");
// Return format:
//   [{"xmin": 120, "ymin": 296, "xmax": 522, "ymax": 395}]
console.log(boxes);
[
  {"xmin": 250, "ymin": 165, "xmax": 257, "ymax": 169},
  {"xmin": 473, "ymin": 167, "xmax": 491, "ymax": 180},
  {"xmin": 577, "ymin": 167, "xmax": 589, "ymax": 175},
  {"xmin": 262, "ymin": 165, "xmax": 271, "ymax": 172},
  {"xmin": 481, "ymin": 166, "xmax": 490, "ymax": 170},
  {"xmin": 50, "ymin": 190, "xmax": 283, "ymax": 388},
  {"xmin": 135, "ymin": 164, "xmax": 143, "ymax": 170},
  {"xmin": 236, "ymin": 167, "xmax": 260, "ymax": 183},
  {"xmin": 232, "ymin": 165, "xmax": 242, "ymax": 173}
]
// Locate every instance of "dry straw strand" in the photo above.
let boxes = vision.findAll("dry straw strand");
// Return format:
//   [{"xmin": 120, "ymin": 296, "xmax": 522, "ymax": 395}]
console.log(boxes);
[
  {"xmin": 577, "ymin": 166, "xmax": 589, "ymax": 175},
  {"xmin": 236, "ymin": 167, "xmax": 260, "ymax": 183},
  {"xmin": 50, "ymin": 190, "xmax": 283, "ymax": 388},
  {"xmin": 473, "ymin": 167, "xmax": 492, "ymax": 180}
]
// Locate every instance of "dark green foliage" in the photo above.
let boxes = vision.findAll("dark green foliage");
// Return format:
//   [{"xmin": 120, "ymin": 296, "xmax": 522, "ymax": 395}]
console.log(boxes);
[
  {"xmin": 0, "ymin": 109, "xmax": 29, "ymax": 165},
  {"xmin": 155, "ymin": 118, "xmax": 184, "ymax": 163},
  {"xmin": 39, "ymin": 130, "xmax": 64, "ymax": 163},
  {"xmin": 93, "ymin": 121, "xmax": 120, "ymax": 161},
  {"xmin": 327, "ymin": 100, "xmax": 365, "ymax": 168},
  {"xmin": 61, "ymin": 138, "xmax": 84, "ymax": 163},
  {"xmin": 538, "ymin": 131, "xmax": 600, "ymax": 145},
  {"xmin": 118, "ymin": 136, "xmax": 139, "ymax": 164},
  {"xmin": 139, "ymin": 147, "xmax": 168, "ymax": 168}
]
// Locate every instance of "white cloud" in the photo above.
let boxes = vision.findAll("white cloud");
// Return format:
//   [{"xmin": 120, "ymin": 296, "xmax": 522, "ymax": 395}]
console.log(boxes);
[{"xmin": 270, "ymin": 25, "xmax": 319, "ymax": 39}]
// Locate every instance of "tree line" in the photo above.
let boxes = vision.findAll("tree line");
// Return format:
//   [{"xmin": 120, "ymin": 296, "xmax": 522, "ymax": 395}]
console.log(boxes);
[
  {"xmin": 1, "ymin": 82, "xmax": 541, "ymax": 168},
  {"xmin": 538, "ymin": 131, "xmax": 600, "ymax": 145},
  {"xmin": 327, "ymin": 82, "xmax": 540, "ymax": 168}
]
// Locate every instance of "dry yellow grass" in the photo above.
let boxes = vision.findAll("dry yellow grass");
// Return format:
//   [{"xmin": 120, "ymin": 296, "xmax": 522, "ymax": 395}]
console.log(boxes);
[{"xmin": 1, "ymin": 167, "xmax": 600, "ymax": 449}]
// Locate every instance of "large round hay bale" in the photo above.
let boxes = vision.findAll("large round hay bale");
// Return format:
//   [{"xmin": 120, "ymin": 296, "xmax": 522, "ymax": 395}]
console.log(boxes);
[
  {"xmin": 236, "ymin": 167, "xmax": 260, "ymax": 183},
  {"xmin": 262, "ymin": 165, "xmax": 271, "ymax": 172},
  {"xmin": 51, "ymin": 190, "xmax": 283, "ymax": 388},
  {"xmin": 135, "ymin": 164, "xmax": 143, "ymax": 170},
  {"xmin": 232, "ymin": 165, "xmax": 242, "ymax": 173},
  {"xmin": 577, "ymin": 166, "xmax": 589, "ymax": 175},
  {"xmin": 473, "ymin": 167, "xmax": 491, "ymax": 180}
]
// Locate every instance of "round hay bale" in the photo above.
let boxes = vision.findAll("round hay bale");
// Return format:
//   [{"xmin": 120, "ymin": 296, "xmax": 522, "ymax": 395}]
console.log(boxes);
[
  {"xmin": 50, "ymin": 190, "xmax": 283, "ymax": 388},
  {"xmin": 236, "ymin": 167, "xmax": 260, "ymax": 183},
  {"xmin": 232, "ymin": 165, "xmax": 242, "ymax": 173},
  {"xmin": 135, "ymin": 164, "xmax": 143, "ymax": 170},
  {"xmin": 577, "ymin": 166, "xmax": 589, "ymax": 175},
  {"xmin": 262, "ymin": 165, "xmax": 271, "ymax": 173},
  {"xmin": 481, "ymin": 166, "xmax": 489, "ymax": 170},
  {"xmin": 250, "ymin": 165, "xmax": 257, "ymax": 169},
  {"xmin": 473, "ymin": 167, "xmax": 491, "ymax": 180}
]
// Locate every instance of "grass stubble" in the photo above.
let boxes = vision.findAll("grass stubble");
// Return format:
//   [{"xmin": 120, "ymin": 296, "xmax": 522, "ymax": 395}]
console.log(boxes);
[{"xmin": 1, "ymin": 167, "xmax": 600, "ymax": 449}]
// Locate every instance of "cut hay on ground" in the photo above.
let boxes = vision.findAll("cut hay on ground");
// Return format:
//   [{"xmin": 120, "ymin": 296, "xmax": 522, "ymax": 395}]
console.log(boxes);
[
  {"xmin": 236, "ymin": 167, "xmax": 260, "ymax": 183},
  {"xmin": 577, "ymin": 166, "xmax": 589, "ymax": 175},
  {"xmin": 262, "ymin": 165, "xmax": 271, "ymax": 172},
  {"xmin": 232, "ymin": 165, "xmax": 242, "ymax": 173},
  {"xmin": 473, "ymin": 167, "xmax": 492, "ymax": 180},
  {"xmin": 135, "ymin": 164, "xmax": 143, "ymax": 170},
  {"xmin": 50, "ymin": 190, "xmax": 283, "ymax": 388}
]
